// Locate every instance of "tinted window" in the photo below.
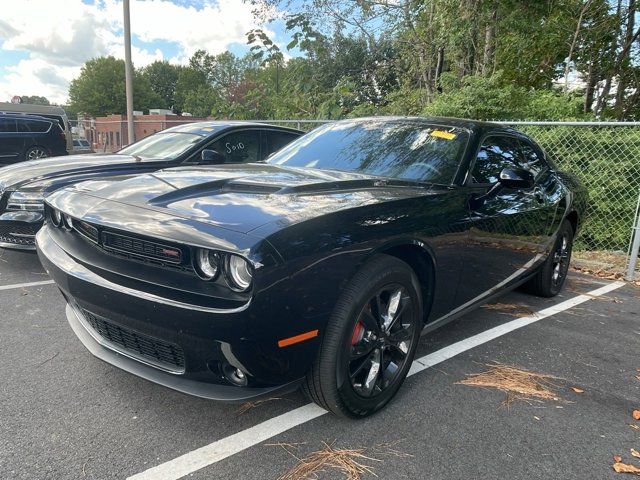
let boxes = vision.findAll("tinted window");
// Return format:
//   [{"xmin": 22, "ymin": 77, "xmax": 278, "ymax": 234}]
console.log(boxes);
[
  {"xmin": 0, "ymin": 118, "xmax": 16, "ymax": 133},
  {"xmin": 18, "ymin": 119, "xmax": 50, "ymax": 133},
  {"xmin": 268, "ymin": 121, "xmax": 468, "ymax": 184},
  {"xmin": 208, "ymin": 130, "xmax": 260, "ymax": 164},
  {"xmin": 36, "ymin": 114, "xmax": 65, "ymax": 130},
  {"xmin": 518, "ymin": 140, "xmax": 547, "ymax": 178},
  {"xmin": 471, "ymin": 136, "xmax": 522, "ymax": 184},
  {"xmin": 267, "ymin": 131, "xmax": 299, "ymax": 155}
]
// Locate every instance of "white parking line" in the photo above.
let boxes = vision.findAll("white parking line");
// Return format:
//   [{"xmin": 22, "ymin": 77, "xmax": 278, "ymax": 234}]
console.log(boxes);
[
  {"xmin": 128, "ymin": 280, "xmax": 626, "ymax": 480},
  {"xmin": 0, "ymin": 279, "xmax": 55, "ymax": 291}
]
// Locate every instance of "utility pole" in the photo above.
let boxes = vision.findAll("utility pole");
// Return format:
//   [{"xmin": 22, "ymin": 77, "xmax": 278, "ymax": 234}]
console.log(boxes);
[{"xmin": 123, "ymin": 0, "xmax": 135, "ymax": 145}]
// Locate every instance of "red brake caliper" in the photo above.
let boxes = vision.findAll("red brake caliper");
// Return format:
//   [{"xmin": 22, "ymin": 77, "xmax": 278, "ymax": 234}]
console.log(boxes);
[{"xmin": 351, "ymin": 321, "xmax": 364, "ymax": 345}]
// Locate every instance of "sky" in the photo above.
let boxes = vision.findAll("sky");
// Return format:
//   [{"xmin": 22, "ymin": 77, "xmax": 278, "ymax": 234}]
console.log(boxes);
[{"xmin": 0, "ymin": 0, "xmax": 292, "ymax": 104}]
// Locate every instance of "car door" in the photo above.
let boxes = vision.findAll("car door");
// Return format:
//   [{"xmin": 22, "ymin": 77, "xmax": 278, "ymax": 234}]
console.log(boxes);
[
  {"xmin": 453, "ymin": 134, "xmax": 557, "ymax": 307},
  {"xmin": 0, "ymin": 118, "xmax": 20, "ymax": 163},
  {"xmin": 198, "ymin": 129, "xmax": 263, "ymax": 165}
]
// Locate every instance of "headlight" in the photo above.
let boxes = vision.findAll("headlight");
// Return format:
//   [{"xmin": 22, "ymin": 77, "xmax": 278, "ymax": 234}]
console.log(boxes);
[
  {"xmin": 51, "ymin": 209, "xmax": 63, "ymax": 227},
  {"xmin": 194, "ymin": 249, "xmax": 220, "ymax": 280},
  {"xmin": 63, "ymin": 213, "xmax": 74, "ymax": 230},
  {"xmin": 226, "ymin": 254, "xmax": 253, "ymax": 291},
  {"xmin": 7, "ymin": 191, "xmax": 44, "ymax": 211}
]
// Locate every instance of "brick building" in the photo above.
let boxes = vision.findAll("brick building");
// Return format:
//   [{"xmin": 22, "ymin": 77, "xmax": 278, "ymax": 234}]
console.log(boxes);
[{"xmin": 82, "ymin": 113, "xmax": 210, "ymax": 152}]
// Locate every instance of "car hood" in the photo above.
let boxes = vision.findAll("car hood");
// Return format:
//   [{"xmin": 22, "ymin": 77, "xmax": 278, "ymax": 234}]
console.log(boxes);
[
  {"xmin": 57, "ymin": 163, "xmax": 434, "ymax": 235},
  {"xmin": 0, "ymin": 153, "xmax": 168, "ymax": 192}
]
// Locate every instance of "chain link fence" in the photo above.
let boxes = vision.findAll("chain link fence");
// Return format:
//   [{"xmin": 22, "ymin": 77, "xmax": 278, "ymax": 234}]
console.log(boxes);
[
  {"xmin": 70, "ymin": 118, "xmax": 640, "ymax": 277},
  {"xmin": 508, "ymin": 122, "xmax": 640, "ymax": 252}
]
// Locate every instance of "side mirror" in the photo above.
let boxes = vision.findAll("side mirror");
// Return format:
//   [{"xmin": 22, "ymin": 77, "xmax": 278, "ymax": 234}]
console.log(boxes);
[
  {"xmin": 201, "ymin": 149, "xmax": 225, "ymax": 164},
  {"xmin": 499, "ymin": 167, "xmax": 535, "ymax": 190},
  {"xmin": 469, "ymin": 167, "xmax": 535, "ymax": 210}
]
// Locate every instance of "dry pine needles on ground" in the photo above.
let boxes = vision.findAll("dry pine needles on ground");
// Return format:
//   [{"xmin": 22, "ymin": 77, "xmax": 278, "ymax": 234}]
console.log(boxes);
[
  {"xmin": 456, "ymin": 362, "xmax": 560, "ymax": 405},
  {"xmin": 272, "ymin": 441, "xmax": 380, "ymax": 480}
]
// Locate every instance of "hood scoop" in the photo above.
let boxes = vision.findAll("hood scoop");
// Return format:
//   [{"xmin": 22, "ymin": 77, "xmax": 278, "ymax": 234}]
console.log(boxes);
[
  {"xmin": 148, "ymin": 177, "xmax": 282, "ymax": 207},
  {"xmin": 147, "ymin": 176, "xmax": 398, "ymax": 208}
]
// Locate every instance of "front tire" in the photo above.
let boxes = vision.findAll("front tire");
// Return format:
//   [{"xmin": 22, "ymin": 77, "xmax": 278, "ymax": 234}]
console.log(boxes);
[
  {"xmin": 524, "ymin": 219, "xmax": 574, "ymax": 297},
  {"xmin": 302, "ymin": 255, "xmax": 423, "ymax": 418}
]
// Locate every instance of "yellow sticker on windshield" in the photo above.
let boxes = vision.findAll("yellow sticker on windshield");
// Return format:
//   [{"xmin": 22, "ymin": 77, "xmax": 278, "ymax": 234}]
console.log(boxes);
[
  {"xmin": 431, "ymin": 130, "xmax": 456, "ymax": 140},
  {"xmin": 201, "ymin": 127, "xmax": 213, "ymax": 131}
]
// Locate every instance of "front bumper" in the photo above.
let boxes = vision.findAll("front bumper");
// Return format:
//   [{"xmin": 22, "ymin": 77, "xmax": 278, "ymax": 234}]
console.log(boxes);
[
  {"xmin": 0, "ymin": 210, "xmax": 43, "ymax": 250},
  {"xmin": 36, "ymin": 227, "xmax": 306, "ymax": 402}
]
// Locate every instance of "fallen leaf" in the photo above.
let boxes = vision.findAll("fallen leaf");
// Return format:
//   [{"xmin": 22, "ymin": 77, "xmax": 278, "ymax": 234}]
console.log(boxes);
[
  {"xmin": 633, "ymin": 410, "xmax": 640, "ymax": 421},
  {"xmin": 636, "ymin": 375, "xmax": 640, "ymax": 381},
  {"xmin": 613, "ymin": 462, "xmax": 640, "ymax": 475},
  {"xmin": 571, "ymin": 387, "xmax": 584, "ymax": 393},
  {"xmin": 534, "ymin": 416, "xmax": 540, "ymax": 420},
  {"xmin": 633, "ymin": 449, "xmax": 640, "ymax": 459},
  {"xmin": 615, "ymin": 455, "xmax": 623, "ymax": 462}
]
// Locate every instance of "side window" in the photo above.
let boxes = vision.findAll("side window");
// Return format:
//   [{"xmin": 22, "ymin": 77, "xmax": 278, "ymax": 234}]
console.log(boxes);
[
  {"xmin": 518, "ymin": 140, "xmax": 547, "ymax": 178},
  {"xmin": 17, "ymin": 120, "xmax": 31, "ymax": 132},
  {"xmin": 36, "ymin": 114, "xmax": 65, "ymax": 130},
  {"xmin": 18, "ymin": 120, "xmax": 50, "ymax": 133},
  {"xmin": 0, "ymin": 118, "xmax": 17, "ymax": 133},
  {"xmin": 267, "ymin": 131, "xmax": 298, "ymax": 156},
  {"xmin": 207, "ymin": 130, "xmax": 260, "ymax": 164},
  {"xmin": 471, "ymin": 136, "xmax": 521, "ymax": 184}
]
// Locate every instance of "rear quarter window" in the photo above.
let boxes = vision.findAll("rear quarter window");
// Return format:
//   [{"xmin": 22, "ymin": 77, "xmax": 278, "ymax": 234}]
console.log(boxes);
[{"xmin": 267, "ymin": 131, "xmax": 300, "ymax": 155}]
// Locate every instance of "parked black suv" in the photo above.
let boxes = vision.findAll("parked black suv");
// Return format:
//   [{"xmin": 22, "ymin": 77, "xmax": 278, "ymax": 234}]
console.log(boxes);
[{"xmin": 0, "ymin": 114, "xmax": 68, "ymax": 165}]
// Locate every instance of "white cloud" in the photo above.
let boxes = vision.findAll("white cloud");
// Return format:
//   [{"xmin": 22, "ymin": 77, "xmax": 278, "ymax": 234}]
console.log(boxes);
[
  {"xmin": 0, "ymin": 59, "xmax": 81, "ymax": 104},
  {"xmin": 0, "ymin": 0, "xmax": 271, "ymax": 104}
]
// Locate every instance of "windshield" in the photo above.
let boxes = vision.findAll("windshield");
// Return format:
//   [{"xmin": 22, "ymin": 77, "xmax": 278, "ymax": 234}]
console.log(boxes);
[
  {"xmin": 118, "ymin": 132, "xmax": 204, "ymax": 160},
  {"xmin": 267, "ymin": 121, "xmax": 469, "ymax": 184}
]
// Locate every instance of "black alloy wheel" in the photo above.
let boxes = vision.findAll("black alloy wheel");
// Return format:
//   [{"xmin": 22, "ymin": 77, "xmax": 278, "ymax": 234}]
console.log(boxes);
[
  {"xmin": 303, "ymin": 254, "xmax": 423, "ymax": 418},
  {"xmin": 347, "ymin": 285, "xmax": 415, "ymax": 398},
  {"xmin": 523, "ymin": 219, "xmax": 574, "ymax": 297}
]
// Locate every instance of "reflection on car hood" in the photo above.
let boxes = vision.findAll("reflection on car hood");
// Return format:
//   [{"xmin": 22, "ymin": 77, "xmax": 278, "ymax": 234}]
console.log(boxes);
[
  {"xmin": 59, "ymin": 163, "xmax": 434, "ymax": 235},
  {"xmin": 0, "ymin": 153, "xmax": 167, "ymax": 192}
]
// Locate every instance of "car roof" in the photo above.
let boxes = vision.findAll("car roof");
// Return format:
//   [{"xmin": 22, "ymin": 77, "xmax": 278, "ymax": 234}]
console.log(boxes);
[
  {"xmin": 0, "ymin": 102, "xmax": 67, "ymax": 116},
  {"xmin": 162, "ymin": 121, "xmax": 304, "ymax": 136},
  {"xmin": 0, "ymin": 112, "xmax": 55, "ymax": 123}
]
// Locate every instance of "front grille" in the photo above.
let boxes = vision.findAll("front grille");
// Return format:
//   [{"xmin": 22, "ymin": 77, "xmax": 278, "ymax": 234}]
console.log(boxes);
[
  {"xmin": 81, "ymin": 309, "xmax": 185, "ymax": 371},
  {"xmin": 0, "ymin": 224, "xmax": 38, "ymax": 245},
  {"xmin": 101, "ymin": 231, "xmax": 183, "ymax": 264}
]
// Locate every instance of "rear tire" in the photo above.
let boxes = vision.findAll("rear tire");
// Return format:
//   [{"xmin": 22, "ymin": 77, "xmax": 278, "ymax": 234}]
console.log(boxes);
[
  {"xmin": 302, "ymin": 254, "xmax": 423, "ymax": 418},
  {"xmin": 523, "ymin": 219, "xmax": 574, "ymax": 297},
  {"xmin": 25, "ymin": 146, "xmax": 49, "ymax": 161}
]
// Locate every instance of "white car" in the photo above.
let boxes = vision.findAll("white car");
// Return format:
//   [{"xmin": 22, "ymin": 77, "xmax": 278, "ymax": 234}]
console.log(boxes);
[{"xmin": 72, "ymin": 138, "xmax": 93, "ymax": 154}]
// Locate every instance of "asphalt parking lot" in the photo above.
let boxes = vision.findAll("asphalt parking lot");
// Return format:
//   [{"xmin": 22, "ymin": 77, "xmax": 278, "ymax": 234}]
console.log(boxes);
[{"xmin": 1, "ymin": 248, "xmax": 639, "ymax": 480}]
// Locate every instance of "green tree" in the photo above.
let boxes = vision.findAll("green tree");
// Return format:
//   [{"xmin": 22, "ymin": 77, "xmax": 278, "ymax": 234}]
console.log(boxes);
[
  {"xmin": 68, "ymin": 56, "xmax": 160, "ymax": 116},
  {"xmin": 19, "ymin": 95, "xmax": 50, "ymax": 105},
  {"xmin": 141, "ymin": 61, "xmax": 181, "ymax": 110},
  {"xmin": 173, "ymin": 66, "xmax": 208, "ymax": 114},
  {"xmin": 182, "ymin": 84, "xmax": 219, "ymax": 117}
]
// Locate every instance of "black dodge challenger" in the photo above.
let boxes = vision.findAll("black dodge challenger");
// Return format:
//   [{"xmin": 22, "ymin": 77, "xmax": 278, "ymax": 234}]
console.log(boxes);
[
  {"xmin": 0, "ymin": 121, "xmax": 301, "ymax": 250},
  {"xmin": 37, "ymin": 117, "xmax": 586, "ymax": 418}
]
